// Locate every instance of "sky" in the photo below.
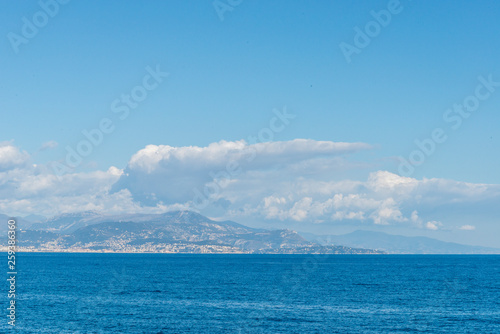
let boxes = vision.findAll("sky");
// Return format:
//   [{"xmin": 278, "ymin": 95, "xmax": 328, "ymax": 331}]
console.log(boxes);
[{"xmin": 1, "ymin": 0, "xmax": 500, "ymax": 247}]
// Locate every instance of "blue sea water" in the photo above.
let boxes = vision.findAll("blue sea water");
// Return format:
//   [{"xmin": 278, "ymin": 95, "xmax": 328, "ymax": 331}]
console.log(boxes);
[{"xmin": 2, "ymin": 254, "xmax": 500, "ymax": 333}]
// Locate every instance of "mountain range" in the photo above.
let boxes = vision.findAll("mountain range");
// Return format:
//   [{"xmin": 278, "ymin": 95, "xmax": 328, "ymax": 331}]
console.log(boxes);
[
  {"xmin": 2, "ymin": 211, "xmax": 497, "ymax": 254},
  {"xmin": 303, "ymin": 230, "xmax": 500, "ymax": 254},
  {"xmin": 5, "ymin": 211, "xmax": 382, "ymax": 254}
]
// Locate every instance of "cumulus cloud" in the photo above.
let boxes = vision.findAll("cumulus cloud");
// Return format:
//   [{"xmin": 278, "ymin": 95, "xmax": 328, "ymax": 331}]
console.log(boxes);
[
  {"xmin": 0, "ymin": 140, "xmax": 499, "ymax": 238},
  {"xmin": 410, "ymin": 210, "xmax": 420, "ymax": 223},
  {"xmin": 459, "ymin": 225, "xmax": 476, "ymax": 231},
  {"xmin": 332, "ymin": 210, "xmax": 365, "ymax": 221},
  {"xmin": 104, "ymin": 140, "xmax": 500, "ymax": 229},
  {"xmin": 126, "ymin": 139, "xmax": 371, "ymax": 173},
  {"xmin": 0, "ymin": 142, "xmax": 30, "ymax": 171},
  {"xmin": 0, "ymin": 139, "xmax": 375, "ymax": 218},
  {"xmin": 425, "ymin": 221, "xmax": 443, "ymax": 230},
  {"xmin": 111, "ymin": 139, "xmax": 373, "ymax": 205},
  {"xmin": 0, "ymin": 142, "xmax": 177, "ymax": 217},
  {"xmin": 0, "ymin": 163, "xmax": 125, "ymax": 216},
  {"xmin": 39, "ymin": 141, "xmax": 58, "ymax": 151},
  {"xmin": 223, "ymin": 169, "xmax": 500, "ymax": 228}
]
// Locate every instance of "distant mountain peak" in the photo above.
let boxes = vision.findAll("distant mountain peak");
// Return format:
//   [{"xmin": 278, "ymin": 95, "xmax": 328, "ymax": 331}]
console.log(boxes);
[
  {"xmin": 305, "ymin": 230, "xmax": 500, "ymax": 254},
  {"xmin": 13, "ymin": 211, "xmax": 383, "ymax": 254},
  {"xmin": 55, "ymin": 210, "xmax": 103, "ymax": 218}
]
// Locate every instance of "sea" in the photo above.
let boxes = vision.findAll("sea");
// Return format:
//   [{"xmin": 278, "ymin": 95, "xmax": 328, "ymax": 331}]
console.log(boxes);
[{"xmin": 2, "ymin": 253, "xmax": 500, "ymax": 333}]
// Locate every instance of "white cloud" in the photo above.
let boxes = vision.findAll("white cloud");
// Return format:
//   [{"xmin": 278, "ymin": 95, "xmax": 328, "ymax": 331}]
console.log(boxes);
[
  {"xmin": 459, "ymin": 225, "xmax": 476, "ymax": 231},
  {"xmin": 0, "ymin": 140, "xmax": 498, "ymax": 240},
  {"xmin": 0, "ymin": 143, "xmax": 163, "ymax": 217},
  {"xmin": 39, "ymin": 141, "xmax": 58, "ymax": 151},
  {"xmin": 223, "ymin": 171, "xmax": 500, "ymax": 228},
  {"xmin": 288, "ymin": 197, "xmax": 313, "ymax": 221},
  {"xmin": 370, "ymin": 198, "xmax": 406, "ymax": 225},
  {"xmin": 113, "ymin": 139, "xmax": 453, "ymax": 227},
  {"xmin": 111, "ymin": 139, "xmax": 373, "ymax": 205},
  {"xmin": 126, "ymin": 139, "xmax": 371, "ymax": 173},
  {"xmin": 0, "ymin": 163, "xmax": 126, "ymax": 216},
  {"xmin": 411, "ymin": 210, "xmax": 419, "ymax": 223},
  {"xmin": 367, "ymin": 170, "xmax": 418, "ymax": 195},
  {"xmin": 0, "ymin": 139, "xmax": 374, "ymax": 218},
  {"xmin": 0, "ymin": 142, "xmax": 30, "ymax": 171},
  {"xmin": 425, "ymin": 221, "xmax": 443, "ymax": 230},
  {"xmin": 332, "ymin": 211, "xmax": 365, "ymax": 221}
]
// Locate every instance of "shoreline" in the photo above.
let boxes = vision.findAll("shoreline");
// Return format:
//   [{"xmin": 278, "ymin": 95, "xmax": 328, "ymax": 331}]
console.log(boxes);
[{"xmin": 1, "ymin": 250, "xmax": 498, "ymax": 255}]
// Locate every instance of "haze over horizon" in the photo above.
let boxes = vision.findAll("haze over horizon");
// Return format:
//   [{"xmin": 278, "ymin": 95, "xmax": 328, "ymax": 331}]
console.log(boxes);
[{"xmin": 2, "ymin": 0, "xmax": 500, "ymax": 248}]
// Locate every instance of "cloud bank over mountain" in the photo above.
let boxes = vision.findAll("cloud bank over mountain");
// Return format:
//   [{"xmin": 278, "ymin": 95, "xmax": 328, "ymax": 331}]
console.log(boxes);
[
  {"xmin": 110, "ymin": 139, "xmax": 373, "ymax": 205},
  {"xmin": 1, "ymin": 139, "xmax": 499, "ymax": 247}
]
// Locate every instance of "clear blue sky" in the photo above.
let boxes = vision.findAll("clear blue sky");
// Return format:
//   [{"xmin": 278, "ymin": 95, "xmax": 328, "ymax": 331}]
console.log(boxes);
[{"xmin": 2, "ymin": 0, "xmax": 500, "ymax": 182}]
